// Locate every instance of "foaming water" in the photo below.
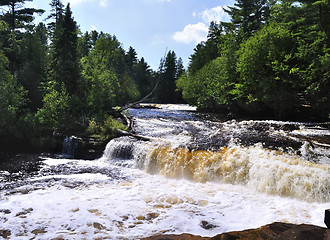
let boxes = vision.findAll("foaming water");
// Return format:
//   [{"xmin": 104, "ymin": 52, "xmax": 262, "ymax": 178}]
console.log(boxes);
[
  {"xmin": 102, "ymin": 138, "xmax": 329, "ymax": 202},
  {"xmin": 0, "ymin": 160, "xmax": 328, "ymax": 239},
  {"xmin": 0, "ymin": 104, "xmax": 329, "ymax": 239}
]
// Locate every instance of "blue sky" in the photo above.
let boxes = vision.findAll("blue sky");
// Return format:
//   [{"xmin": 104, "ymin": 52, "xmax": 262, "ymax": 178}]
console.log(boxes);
[{"xmin": 28, "ymin": 0, "xmax": 234, "ymax": 70}]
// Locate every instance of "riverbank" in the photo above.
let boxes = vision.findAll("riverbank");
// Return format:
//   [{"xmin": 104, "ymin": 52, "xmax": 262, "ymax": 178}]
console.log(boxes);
[{"xmin": 142, "ymin": 222, "xmax": 330, "ymax": 240}]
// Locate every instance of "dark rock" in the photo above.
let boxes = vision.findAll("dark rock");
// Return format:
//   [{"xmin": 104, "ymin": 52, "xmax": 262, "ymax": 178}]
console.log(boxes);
[
  {"xmin": 93, "ymin": 222, "xmax": 106, "ymax": 230},
  {"xmin": 0, "ymin": 229, "xmax": 11, "ymax": 239},
  {"xmin": 216, "ymin": 222, "xmax": 329, "ymax": 240},
  {"xmin": 75, "ymin": 137, "xmax": 109, "ymax": 160},
  {"xmin": 201, "ymin": 221, "xmax": 217, "ymax": 230},
  {"xmin": 142, "ymin": 233, "xmax": 209, "ymax": 240},
  {"xmin": 325, "ymin": 209, "xmax": 330, "ymax": 229},
  {"xmin": 0, "ymin": 209, "xmax": 11, "ymax": 214},
  {"xmin": 142, "ymin": 222, "xmax": 330, "ymax": 240}
]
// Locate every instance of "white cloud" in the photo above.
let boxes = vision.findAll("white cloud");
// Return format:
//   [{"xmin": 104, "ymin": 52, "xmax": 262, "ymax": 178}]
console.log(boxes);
[
  {"xmin": 201, "ymin": 6, "xmax": 226, "ymax": 23},
  {"xmin": 150, "ymin": 36, "xmax": 166, "ymax": 46},
  {"xmin": 173, "ymin": 5, "xmax": 229, "ymax": 45},
  {"xmin": 99, "ymin": 0, "xmax": 108, "ymax": 7},
  {"xmin": 173, "ymin": 22, "xmax": 208, "ymax": 44},
  {"xmin": 91, "ymin": 25, "xmax": 97, "ymax": 31}
]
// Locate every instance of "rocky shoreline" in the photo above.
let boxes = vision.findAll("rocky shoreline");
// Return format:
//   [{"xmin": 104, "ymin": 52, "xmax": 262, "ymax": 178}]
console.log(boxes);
[{"xmin": 142, "ymin": 222, "xmax": 330, "ymax": 240}]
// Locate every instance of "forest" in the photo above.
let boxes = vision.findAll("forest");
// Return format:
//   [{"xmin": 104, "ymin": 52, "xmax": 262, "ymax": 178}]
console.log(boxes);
[
  {"xmin": 0, "ymin": 0, "xmax": 329, "ymax": 151},
  {"xmin": 0, "ymin": 0, "xmax": 184, "ymax": 151},
  {"xmin": 178, "ymin": 0, "xmax": 330, "ymax": 121}
]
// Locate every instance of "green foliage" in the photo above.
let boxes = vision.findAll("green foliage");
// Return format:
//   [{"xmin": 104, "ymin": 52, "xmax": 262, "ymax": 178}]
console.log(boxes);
[
  {"xmin": 0, "ymin": 0, "xmax": 44, "ymax": 32},
  {"xmin": 81, "ymin": 33, "xmax": 140, "ymax": 118},
  {"xmin": 86, "ymin": 116, "xmax": 127, "ymax": 140},
  {"xmin": 0, "ymin": 3, "xmax": 171, "ymax": 149},
  {"xmin": 50, "ymin": 3, "xmax": 80, "ymax": 95},
  {"xmin": 156, "ymin": 50, "xmax": 184, "ymax": 103},
  {"xmin": 35, "ymin": 83, "xmax": 70, "ymax": 129},
  {"xmin": 83, "ymin": 62, "xmax": 119, "ymax": 118},
  {"xmin": 133, "ymin": 57, "xmax": 154, "ymax": 98},
  {"xmin": 224, "ymin": 0, "xmax": 273, "ymax": 39},
  {"xmin": 178, "ymin": 0, "xmax": 330, "ymax": 120},
  {"xmin": 236, "ymin": 23, "xmax": 298, "ymax": 117},
  {"xmin": 177, "ymin": 56, "xmax": 235, "ymax": 111},
  {"xmin": 188, "ymin": 22, "xmax": 223, "ymax": 75},
  {"xmin": 18, "ymin": 23, "xmax": 48, "ymax": 110},
  {"xmin": 0, "ymin": 49, "xmax": 28, "ymax": 136},
  {"xmin": 178, "ymin": 30, "xmax": 239, "ymax": 111}
]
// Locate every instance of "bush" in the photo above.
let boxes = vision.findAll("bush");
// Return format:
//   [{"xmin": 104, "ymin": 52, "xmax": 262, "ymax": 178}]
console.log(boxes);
[{"xmin": 86, "ymin": 115, "xmax": 127, "ymax": 139}]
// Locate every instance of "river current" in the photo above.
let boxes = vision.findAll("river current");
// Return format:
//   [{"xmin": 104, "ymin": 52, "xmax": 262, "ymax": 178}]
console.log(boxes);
[{"xmin": 0, "ymin": 104, "xmax": 329, "ymax": 239}]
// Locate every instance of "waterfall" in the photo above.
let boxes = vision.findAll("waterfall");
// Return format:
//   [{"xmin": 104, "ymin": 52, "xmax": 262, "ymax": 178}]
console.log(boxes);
[
  {"xmin": 62, "ymin": 136, "xmax": 79, "ymax": 158},
  {"xmin": 100, "ymin": 105, "xmax": 330, "ymax": 203},
  {"xmin": 138, "ymin": 143, "xmax": 330, "ymax": 202},
  {"xmin": 1, "ymin": 104, "xmax": 328, "ymax": 239}
]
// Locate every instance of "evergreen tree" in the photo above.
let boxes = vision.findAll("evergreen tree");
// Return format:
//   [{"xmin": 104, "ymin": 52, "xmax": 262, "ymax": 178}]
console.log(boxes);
[
  {"xmin": 0, "ymin": 0, "xmax": 44, "ymax": 75},
  {"xmin": 126, "ymin": 46, "xmax": 138, "ymax": 73},
  {"xmin": 46, "ymin": 0, "xmax": 64, "ymax": 33},
  {"xmin": 156, "ymin": 51, "xmax": 183, "ymax": 103},
  {"xmin": 224, "ymin": 0, "xmax": 272, "ymax": 38},
  {"xmin": 0, "ymin": 0, "xmax": 44, "ymax": 33},
  {"xmin": 78, "ymin": 31, "xmax": 92, "ymax": 58},
  {"xmin": 273, "ymin": 0, "xmax": 330, "ymax": 119},
  {"xmin": 90, "ymin": 30, "xmax": 100, "ymax": 46},
  {"xmin": 51, "ymin": 3, "xmax": 80, "ymax": 95},
  {"xmin": 18, "ymin": 23, "xmax": 48, "ymax": 110},
  {"xmin": 133, "ymin": 57, "xmax": 154, "ymax": 98},
  {"xmin": 188, "ymin": 22, "xmax": 223, "ymax": 75},
  {"xmin": 0, "ymin": 43, "xmax": 27, "ymax": 137}
]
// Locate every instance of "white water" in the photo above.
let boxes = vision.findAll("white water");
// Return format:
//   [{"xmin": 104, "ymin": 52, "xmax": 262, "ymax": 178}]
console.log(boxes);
[{"xmin": 0, "ymin": 104, "xmax": 329, "ymax": 239}]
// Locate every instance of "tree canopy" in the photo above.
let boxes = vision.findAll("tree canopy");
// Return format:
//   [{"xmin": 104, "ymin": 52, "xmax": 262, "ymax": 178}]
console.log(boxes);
[{"xmin": 177, "ymin": 0, "xmax": 330, "ymax": 121}]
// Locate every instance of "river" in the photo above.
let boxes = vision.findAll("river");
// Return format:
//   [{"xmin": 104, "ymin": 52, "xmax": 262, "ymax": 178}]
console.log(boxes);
[{"xmin": 0, "ymin": 104, "xmax": 329, "ymax": 239}]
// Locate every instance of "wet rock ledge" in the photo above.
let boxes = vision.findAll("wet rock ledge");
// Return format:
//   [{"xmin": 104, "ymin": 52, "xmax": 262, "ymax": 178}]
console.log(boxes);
[{"xmin": 142, "ymin": 222, "xmax": 330, "ymax": 240}]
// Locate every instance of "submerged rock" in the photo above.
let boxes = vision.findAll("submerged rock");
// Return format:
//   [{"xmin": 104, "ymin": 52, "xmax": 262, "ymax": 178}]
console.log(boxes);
[{"xmin": 142, "ymin": 222, "xmax": 330, "ymax": 240}]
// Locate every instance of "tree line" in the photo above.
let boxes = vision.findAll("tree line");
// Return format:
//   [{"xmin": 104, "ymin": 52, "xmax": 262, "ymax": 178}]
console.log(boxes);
[
  {"xmin": 177, "ymin": 0, "xmax": 330, "ymax": 121},
  {"xmin": 0, "ymin": 0, "xmax": 184, "ymax": 149}
]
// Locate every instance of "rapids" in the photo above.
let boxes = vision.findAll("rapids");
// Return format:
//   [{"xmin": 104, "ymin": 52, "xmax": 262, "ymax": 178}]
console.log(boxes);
[{"xmin": 0, "ymin": 104, "xmax": 329, "ymax": 239}]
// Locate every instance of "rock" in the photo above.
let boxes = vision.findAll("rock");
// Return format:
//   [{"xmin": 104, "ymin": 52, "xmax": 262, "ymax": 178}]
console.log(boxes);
[
  {"xmin": 142, "ymin": 233, "xmax": 210, "ymax": 240},
  {"xmin": 200, "ymin": 221, "xmax": 217, "ymax": 230},
  {"xmin": 141, "ymin": 222, "xmax": 330, "ymax": 240},
  {"xmin": 0, "ymin": 209, "xmax": 11, "ymax": 214},
  {"xmin": 326, "ymin": 209, "xmax": 330, "ymax": 229},
  {"xmin": 216, "ymin": 222, "xmax": 329, "ymax": 240},
  {"xmin": 0, "ymin": 230, "xmax": 11, "ymax": 239},
  {"xmin": 93, "ymin": 222, "xmax": 106, "ymax": 230}
]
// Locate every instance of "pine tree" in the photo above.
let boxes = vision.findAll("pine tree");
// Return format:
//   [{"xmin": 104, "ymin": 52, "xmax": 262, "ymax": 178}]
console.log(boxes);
[
  {"xmin": 0, "ymin": 0, "xmax": 44, "ymax": 74},
  {"xmin": 224, "ymin": 0, "xmax": 272, "ymax": 38},
  {"xmin": 18, "ymin": 23, "xmax": 48, "ymax": 110},
  {"xmin": 0, "ymin": 0, "xmax": 44, "ymax": 33},
  {"xmin": 78, "ymin": 31, "xmax": 92, "ymax": 58},
  {"xmin": 46, "ymin": 0, "xmax": 64, "ymax": 33},
  {"xmin": 188, "ymin": 22, "xmax": 223, "ymax": 75},
  {"xmin": 51, "ymin": 3, "xmax": 80, "ymax": 95},
  {"xmin": 126, "ymin": 46, "xmax": 138, "ymax": 72},
  {"xmin": 156, "ymin": 51, "xmax": 184, "ymax": 103},
  {"xmin": 133, "ymin": 57, "xmax": 153, "ymax": 98}
]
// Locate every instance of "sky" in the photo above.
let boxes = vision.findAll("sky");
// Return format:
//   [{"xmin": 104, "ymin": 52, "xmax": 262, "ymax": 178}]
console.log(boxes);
[{"xmin": 27, "ymin": 0, "xmax": 235, "ymax": 70}]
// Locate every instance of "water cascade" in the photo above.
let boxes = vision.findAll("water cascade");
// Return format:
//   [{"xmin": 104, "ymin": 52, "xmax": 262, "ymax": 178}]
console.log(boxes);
[
  {"xmin": 61, "ymin": 136, "xmax": 79, "ymax": 157},
  {"xmin": 0, "ymin": 104, "xmax": 329, "ymax": 239},
  {"xmin": 103, "ymin": 137, "xmax": 330, "ymax": 202}
]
